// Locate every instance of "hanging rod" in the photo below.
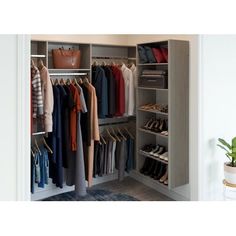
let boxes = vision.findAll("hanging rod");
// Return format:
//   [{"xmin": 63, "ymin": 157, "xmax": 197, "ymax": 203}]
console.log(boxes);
[
  {"xmin": 92, "ymin": 56, "xmax": 136, "ymax": 60},
  {"xmin": 49, "ymin": 72, "xmax": 87, "ymax": 76},
  {"xmin": 31, "ymin": 55, "xmax": 46, "ymax": 58},
  {"xmin": 32, "ymin": 131, "xmax": 46, "ymax": 136}
]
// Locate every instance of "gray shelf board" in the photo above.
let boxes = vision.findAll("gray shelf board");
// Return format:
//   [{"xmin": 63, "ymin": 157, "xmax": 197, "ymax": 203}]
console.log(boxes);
[
  {"xmin": 139, "ymin": 150, "xmax": 168, "ymax": 165},
  {"xmin": 99, "ymin": 116, "xmax": 135, "ymax": 125},
  {"xmin": 138, "ymin": 128, "xmax": 168, "ymax": 139},
  {"xmin": 48, "ymin": 68, "xmax": 91, "ymax": 71},
  {"xmin": 137, "ymin": 86, "xmax": 168, "ymax": 91},
  {"xmin": 137, "ymin": 63, "xmax": 168, "ymax": 66},
  {"xmin": 138, "ymin": 108, "xmax": 168, "ymax": 116},
  {"xmin": 135, "ymin": 171, "xmax": 169, "ymax": 189}
]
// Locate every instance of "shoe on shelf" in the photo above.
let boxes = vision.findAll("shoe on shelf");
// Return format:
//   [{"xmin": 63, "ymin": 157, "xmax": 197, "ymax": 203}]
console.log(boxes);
[
  {"xmin": 143, "ymin": 118, "xmax": 154, "ymax": 129},
  {"xmin": 153, "ymin": 163, "xmax": 166, "ymax": 180},
  {"xmin": 140, "ymin": 157, "xmax": 152, "ymax": 174},
  {"xmin": 140, "ymin": 103, "xmax": 154, "ymax": 110},
  {"xmin": 148, "ymin": 120, "xmax": 158, "ymax": 130},
  {"xmin": 153, "ymin": 146, "xmax": 165, "ymax": 157},
  {"xmin": 144, "ymin": 158, "xmax": 156, "ymax": 176},
  {"xmin": 159, "ymin": 152, "xmax": 168, "ymax": 161},
  {"xmin": 164, "ymin": 178, "xmax": 168, "ymax": 185},
  {"xmin": 153, "ymin": 119, "xmax": 161, "ymax": 132},
  {"xmin": 149, "ymin": 145, "xmax": 160, "ymax": 155},
  {"xmin": 150, "ymin": 161, "xmax": 160, "ymax": 178},
  {"xmin": 160, "ymin": 130, "xmax": 168, "ymax": 136},
  {"xmin": 159, "ymin": 168, "xmax": 168, "ymax": 183},
  {"xmin": 141, "ymin": 144, "xmax": 155, "ymax": 153}
]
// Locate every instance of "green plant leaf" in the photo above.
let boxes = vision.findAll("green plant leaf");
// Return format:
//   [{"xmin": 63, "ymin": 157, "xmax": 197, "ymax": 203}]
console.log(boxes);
[
  {"xmin": 232, "ymin": 137, "xmax": 236, "ymax": 148},
  {"xmin": 218, "ymin": 138, "xmax": 232, "ymax": 150},
  {"xmin": 226, "ymin": 154, "xmax": 232, "ymax": 161},
  {"xmin": 217, "ymin": 144, "xmax": 230, "ymax": 153},
  {"xmin": 228, "ymin": 153, "xmax": 236, "ymax": 159}
]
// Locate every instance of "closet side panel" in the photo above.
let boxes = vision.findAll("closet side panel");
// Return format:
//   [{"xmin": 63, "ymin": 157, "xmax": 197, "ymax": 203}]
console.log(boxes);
[{"xmin": 168, "ymin": 40, "xmax": 189, "ymax": 188}]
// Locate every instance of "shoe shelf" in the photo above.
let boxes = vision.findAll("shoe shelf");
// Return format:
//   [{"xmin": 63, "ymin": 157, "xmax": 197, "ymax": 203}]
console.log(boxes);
[
  {"xmin": 138, "ymin": 172, "xmax": 169, "ymax": 189},
  {"xmin": 137, "ymin": 63, "xmax": 168, "ymax": 66},
  {"xmin": 136, "ymin": 40, "xmax": 189, "ymax": 191},
  {"xmin": 138, "ymin": 108, "xmax": 168, "ymax": 116},
  {"xmin": 138, "ymin": 86, "xmax": 168, "ymax": 91},
  {"xmin": 139, "ymin": 150, "xmax": 168, "ymax": 165},
  {"xmin": 138, "ymin": 128, "xmax": 168, "ymax": 139}
]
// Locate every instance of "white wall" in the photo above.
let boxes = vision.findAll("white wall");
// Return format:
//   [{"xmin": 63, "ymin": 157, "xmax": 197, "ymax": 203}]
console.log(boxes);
[
  {"xmin": 199, "ymin": 35, "xmax": 236, "ymax": 200},
  {"xmin": 31, "ymin": 34, "xmax": 129, "ymax": 45},
  {"xmin": 0, "ymin": 35, "xmax": 30, "ymax": 201},
  {"xmin": 0, "ymin": 35, "xmax": 18, "ymax": 200}
]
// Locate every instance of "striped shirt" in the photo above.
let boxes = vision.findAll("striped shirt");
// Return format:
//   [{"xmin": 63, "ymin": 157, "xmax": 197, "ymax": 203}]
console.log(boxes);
[{"xmin": 31, "ymin": 66, "xmax": 44, "ymax": 118}]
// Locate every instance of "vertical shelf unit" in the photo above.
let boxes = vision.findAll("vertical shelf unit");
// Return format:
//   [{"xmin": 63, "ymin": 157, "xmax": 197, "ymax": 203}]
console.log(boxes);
[{"xmin": 136, "ymin": 40, "xmax": 189, "ymax": 189}]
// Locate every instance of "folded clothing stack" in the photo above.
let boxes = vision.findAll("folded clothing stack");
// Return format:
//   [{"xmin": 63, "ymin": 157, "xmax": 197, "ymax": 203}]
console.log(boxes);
[
  {"xmin": 139, "ymin": 69, "xmax": 168, "ymax": 89},
  {"xmin": 138, "ymin": 45, "xmax": 168, "ymax": 64}
]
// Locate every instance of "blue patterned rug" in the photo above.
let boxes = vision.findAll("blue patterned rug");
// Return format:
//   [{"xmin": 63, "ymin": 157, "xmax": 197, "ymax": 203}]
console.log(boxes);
[{"xmin": 42, "ymin": 189, "xmax": 139, "ymax": 201}]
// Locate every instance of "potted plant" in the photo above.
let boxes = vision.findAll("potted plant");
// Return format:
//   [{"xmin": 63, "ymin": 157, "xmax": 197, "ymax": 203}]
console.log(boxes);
[{"xmin": 217, "ymin": 137, "xmax": 236, "ymax": 185}]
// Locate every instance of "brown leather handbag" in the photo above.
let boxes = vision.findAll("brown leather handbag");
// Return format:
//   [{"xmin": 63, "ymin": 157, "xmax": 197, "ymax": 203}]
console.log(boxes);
[{"xmin": 52, "ymin": 47, "xmax": 81, "ymax": 69}]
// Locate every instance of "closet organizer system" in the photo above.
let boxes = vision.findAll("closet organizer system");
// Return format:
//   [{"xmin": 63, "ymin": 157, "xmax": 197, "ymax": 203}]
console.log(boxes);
[
  {"xmin": 31, "ymin": 41, "xmax": 136, "ymax": 200},
  {"xmin": 30, "ymin": 39, "xmax": 189, "ymax": 201}
]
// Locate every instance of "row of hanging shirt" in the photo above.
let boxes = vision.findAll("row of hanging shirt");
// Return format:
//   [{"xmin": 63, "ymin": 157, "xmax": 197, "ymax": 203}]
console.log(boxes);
[
  {"xmin": 92, "ymin": 61, "xmax": 137, "ymax": 118},
  {"xmin": 31, "ymin": 59, "xmax": 54, "ymax": 133},
  {"xmin": 93, "ymin": 125, "xmax": 135, "ymax": 181},
  {"xmin": 30, "ymin": 59, "xmax": 136, "ymax": 197}
]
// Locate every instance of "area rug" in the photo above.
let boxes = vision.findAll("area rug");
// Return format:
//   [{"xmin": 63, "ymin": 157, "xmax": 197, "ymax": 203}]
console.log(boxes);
[{"xmin": 42, "ymin": 189, "xmax": 139, "ymax": 201}]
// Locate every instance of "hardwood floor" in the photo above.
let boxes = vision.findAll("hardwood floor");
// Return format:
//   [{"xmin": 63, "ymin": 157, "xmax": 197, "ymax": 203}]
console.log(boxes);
[{"xmin": 91, "ymin": 177, "xmax": 173, "ymax": 201}]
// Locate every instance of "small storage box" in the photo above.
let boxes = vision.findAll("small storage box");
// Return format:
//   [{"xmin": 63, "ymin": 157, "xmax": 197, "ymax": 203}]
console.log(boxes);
[{"xmin": 139, "ymin": 75, "xmax": 168, "ymax": 89}]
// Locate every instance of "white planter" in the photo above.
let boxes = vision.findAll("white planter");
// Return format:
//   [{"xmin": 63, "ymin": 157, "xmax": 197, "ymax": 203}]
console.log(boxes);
[{"xmin": 224, "ymin": 163, "xmax": 236, "ymax": 185}]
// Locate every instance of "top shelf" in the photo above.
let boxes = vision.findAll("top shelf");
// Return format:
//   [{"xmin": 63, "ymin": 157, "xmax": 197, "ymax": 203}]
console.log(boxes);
[{"xmin": 138, "ymin": 63, "xmax": 168, "ymax": 66}]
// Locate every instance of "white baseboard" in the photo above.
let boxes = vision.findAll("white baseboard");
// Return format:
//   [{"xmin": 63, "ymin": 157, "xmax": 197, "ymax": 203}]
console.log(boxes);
[{"xmin": 130, "ymin": 170, "xmax": 190, "ymax": 201}]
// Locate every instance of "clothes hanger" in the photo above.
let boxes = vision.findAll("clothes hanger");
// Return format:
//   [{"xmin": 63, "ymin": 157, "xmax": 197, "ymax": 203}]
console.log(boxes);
[
  {"xmin": 50, "ymin": 78, "xmax": 54, "ymax": 85},
  {"xmin": 117, "ymin": 127, "xmax": 127, "ymax": 141},
  {"xmin": 34, "ymin": 138, "xmax": 41, "ymax": 155},
  {"xmin": 31, "ymin": 147, "xmax": 35, "ymax": 157},
  {"xmin": 78, "ymin": 77, "xmax": 83, "ymax": 84},
  {"xmin": 66, "ymin": 78, "xmax": 71, "ymax": 85},
  {"xmin": 73, "ymin": 77, "xmax": 79, "ymax": 86},
  {"xmin": 31, "ymin": 59, "xmax": 35, "ymax": 67},
  {"xmin": 106, "ymin": 128, "xmax": 116, "ymax": 142},
  {"xmin": 100, "ymin": 135, "xmax": 106, "ymax": 145},
  {"xmin": 83, "ymin": 77, "xmax": 90, "ymax": 87},
  {"xmin": 38, "ymin": 59, "xmax": 44, "ymax": 70},
  {"xmin": 124, "ymin": 127, "xmax": 134, "ymax": 139},
  {"xmin": 60, "ymin": 78, "xmax": 65, "ymax": 85},
  {"xmin": 92, "ymin": 61, "xmax": 98, "ymax": 66},
  {"xmin": 110, "ymin": 127, "xmax": 121, "ymax": 142},
  {"xmin": 42, "ymin": 137, "xmax": 53, "ymax": 154}
]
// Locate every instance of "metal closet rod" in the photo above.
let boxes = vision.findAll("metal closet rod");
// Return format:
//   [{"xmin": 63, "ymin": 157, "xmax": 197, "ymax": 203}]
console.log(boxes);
[
  {"xmin": 49, "ymin": 72, "xmax": 88, "ymax": 76},
  {"xmin": 92, "ymin": 56, "xmax": 136, "ymax": 60}
]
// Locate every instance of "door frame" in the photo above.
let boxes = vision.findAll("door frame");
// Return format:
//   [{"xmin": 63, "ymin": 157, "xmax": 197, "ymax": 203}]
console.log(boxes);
[{"xmin": 16, "ymin": 34, "xmax": 31, "ymax": 201}]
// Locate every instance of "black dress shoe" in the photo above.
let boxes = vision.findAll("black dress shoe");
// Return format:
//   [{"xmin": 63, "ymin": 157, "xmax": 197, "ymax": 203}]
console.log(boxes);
[
  {"xmin": 154, "ymin": 163, "xmax": 166, "ymax": 180},
  {"xmin": 144, "ymin": 159, "xmax": 156, "ymax": 176},
  {"xmin": 150, "ymin": 161, "xmax": 161, "ymax": 178},
  {"xmin": 140, "ymin": 157, "xmax": 151, "ymax": 174}
]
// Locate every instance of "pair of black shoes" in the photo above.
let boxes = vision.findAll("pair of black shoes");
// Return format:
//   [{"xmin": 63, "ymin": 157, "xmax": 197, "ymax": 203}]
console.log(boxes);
[
  {"xmin": 143, "ymin": 118, "xmax": 168, "ymax": 133},
  {"xmin": 140, "ymin": 158, "xmax": 167, "ymax": 180}
]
